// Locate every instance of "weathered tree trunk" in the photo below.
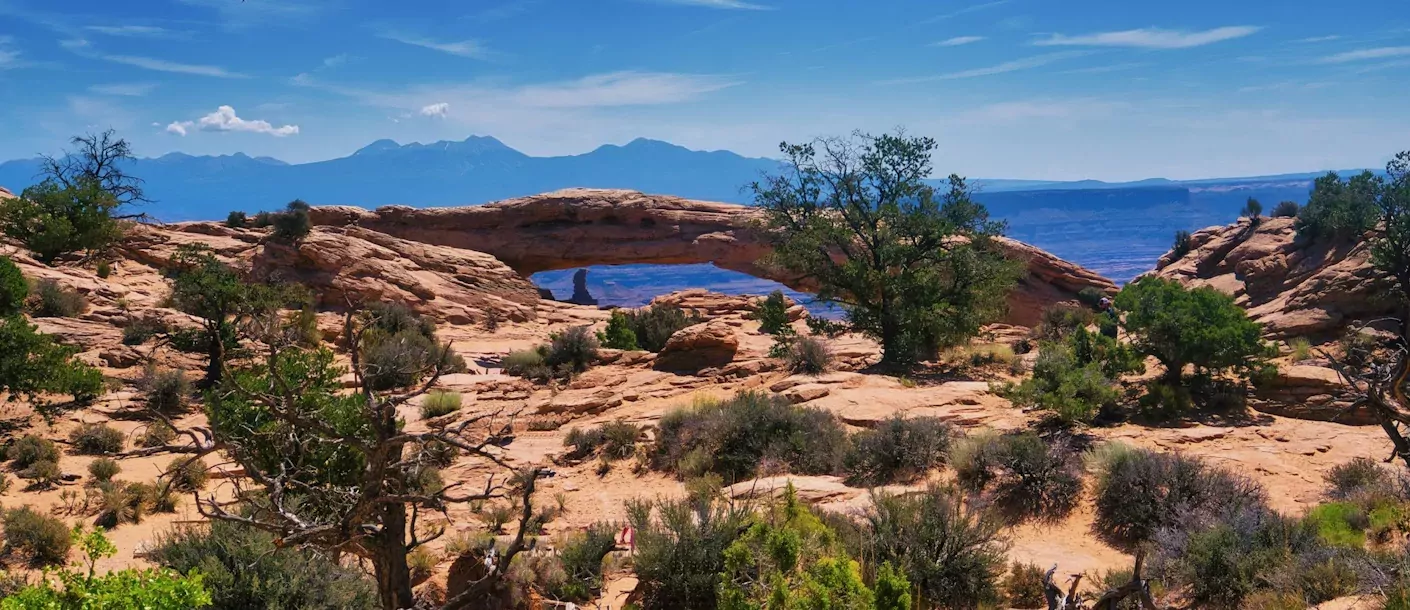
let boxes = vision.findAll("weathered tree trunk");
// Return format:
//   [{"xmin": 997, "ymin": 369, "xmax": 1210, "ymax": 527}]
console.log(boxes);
[
  {"xmin": 373, "ymin": 504, "xmax": 415, "ymax": 610},
  {"xmin": 205, "ymin": 328, "xmax": 224, "ymax": 385}
]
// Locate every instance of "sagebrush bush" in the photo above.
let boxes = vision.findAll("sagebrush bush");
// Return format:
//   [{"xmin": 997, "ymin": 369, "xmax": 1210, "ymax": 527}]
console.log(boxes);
[
  {"xmin": 1325, "ymin": 457, "xmax": 1389, "ymax": 500},
  {"xmin": 754, "ymin": 290, "xmax": 791, "ymax": 335},
  {"xmin": 9, "ymin": 434, "xmax": 59, "ymax": 469},
  {"xmin": 1002, "ymin": 562, "xmax": 1047, "ymax": 609},
  {"xmin": 29, "ymin": 279, "xmax": 86, "ymax": 317},
  {"xmin": 544, "ymin": 325, "xmax": 599, "ymax": 374},
  {"xmin": 987, "ymin": 432, "xmax": 1082, "ymax": 521},
  {"xmin": 87, "ymin": 457, "xmax": 121, "ymax": 484},
  {"xmin": 1077, "ymin": 287, "xmax": 1105, "ymax": 309},
  {"xmin": 1271, "ymin": 200, "xmax": 1300, "ymax": 218},
  {"xmin": 844, "ymin": 416, "xmax": 951, "ymax": 486},
  {"xmin": 420, "ymin": 390, "xmax": 462, "ymax": 419},
  {"xmin": 121, "ymin": 318, "xmax": 167, "ymax": 345},
  {"xmin": 1093, "ymin": 446, "xmax": 1267, "ymax": 546},
  {"xmin": 547, "ymin": 522, "xmax": 619, "ymax": 602},
  {"xmin": 651, "ymin": 390, "xmax": 848, "ymax": 482},
  {"xmin": 70, "ymin": 422, "xmax": 125, "ymax": 455},
  {"xmin": 361, "ymin": 328, "xmax": 442, "ymax": 390},
  {"xmin": 148, "ymin": 520, "xmax": 378, "ymax": 610},
  {"xmin": 862, "ymin": 485, "xmax": 1007, "ymax": 608},
  {"xmin": 19, "ymin": 459, "xmax": 62, "ymax": 489},
  {"xmin": 1, "ymin": 506, "xmax": 71, "ymax": 567},
  {"xmin": 140, "ymin": 421, "xmax": 178, "ymax": 448},
  {"xmin": 621, "ymin": 303, "xmax": 700, "ymax": 352},
  {"xmin": 563, "ymin": 420, "xmax": 643, "ymax": 462},
  {"xmin": 140, "ymin": 367, "xmax": 190, "ymax": 414},
  {"xmin": 1164, "ymin": 512, "xmax": 1334, "ymax": 609},
  {"xmin": 785, "ymin": 335, "xmax": 832, "ymax": 375},
  {"xmin": 164, "ymin": 456, "xmax": 208, "ymax": 492},
  {"xmin": 502, "ymin": 348, "xmax": 548, "ymax": 379},
  {"xmin": 627, "ymin": 495, "xmax": 749, "ymax": 610},
  {"xmin": 1033, "ymin": 304, "xmax": 1095, "ymax": 342}
]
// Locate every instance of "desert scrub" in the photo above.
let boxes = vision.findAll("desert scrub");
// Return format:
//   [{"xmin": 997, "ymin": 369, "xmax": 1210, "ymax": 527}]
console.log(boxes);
[
  {"xmin": 1, "ymin": 506, "xmax": 71, "ymax": 567},
  {"xmin": 419, "ymin": 390, "xmax": 462, "ymax": 419},
  {"xmin": 651, "ymin": 390, "xmax": 847, "ymax": 482},
  {"xmin": 70, "ymin": 422, "xmax": 125, "ymax": 455},
  {"xmin": 28, "ymin": 279, "xmax": 86, "ymax": 318},
  {"xmin": 843, "ymin": 416, "xmax": 951, "ymax": 486}
]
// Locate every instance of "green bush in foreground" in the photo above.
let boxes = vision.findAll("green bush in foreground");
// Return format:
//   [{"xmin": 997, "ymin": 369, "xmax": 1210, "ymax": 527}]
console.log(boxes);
[
  {"xmin": 2, "ymin": 527, "xmax": 211, "ymax": 610},
  {"xmin": 652, "ymin": 390, "xmax": 847, "ymax": 482},
  {"xmin": 1, "ymin": 506, "xmax": 72, "ymax": 567}
]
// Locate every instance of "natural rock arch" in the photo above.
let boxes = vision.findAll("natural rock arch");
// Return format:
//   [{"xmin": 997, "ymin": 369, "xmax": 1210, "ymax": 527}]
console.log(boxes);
[{"xmin": 311, "ymin": 188, "xmax": 1117, "ymax": 326}]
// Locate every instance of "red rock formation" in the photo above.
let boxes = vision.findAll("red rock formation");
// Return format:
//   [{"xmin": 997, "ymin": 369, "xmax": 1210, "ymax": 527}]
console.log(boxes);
[
  {"xmin": 311, "ymin": 188, "xmax": 1116, "ymax": 326},
  {"xmin": 1149, "ymin": 217, "xmax": 1394, "ymax": 339}
]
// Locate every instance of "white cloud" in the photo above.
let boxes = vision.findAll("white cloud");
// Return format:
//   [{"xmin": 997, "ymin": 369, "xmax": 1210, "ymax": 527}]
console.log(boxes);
[
  {"xmin": 173, "ymin": 0, "xmax": 322, "ymax": 28},
  {"xmin": 509, "ymin": 71, "xmax": 741, "ymax": 107},
  {"xmin": 1297, "ymin": 35, "xmax": 1341, "ymax": 43},
  {"xmin": 921, "ymin": 1, "xmax": 1010, "ymax": 24},
  {"xmin": 323, "ymin": 54, "xmax": 348, "ymax": 67},
  {"xmin": 379, "ymin": 33, "xmax": 493, "ymax": 59},
  {"xmin": 102, "ymin": 54, "xmax": 245, "ymax": 77},
  {"xmin": 879, "ymin": 51, "xmax": 1088, "ymax": 84},
  {"xmin": 1318, "ymin": 46, "xmax": 1410, "ymax": 63},
  {"xmin": 419, "ymin": 102, "xmax": 450, "ymax": 117},
  {"xmin": 84, "ymin": 25, "xmax": 184, "ymax": 38},
  {"xmin": 1034, "ymin": 26, "xmax": 1262, "ymax": 49},
  {"xmin": 166, "ymin": 106, "xmax": 300, "ymax": 137},
  {"xmin": 643, "ymin": 0, "xmax": 772, "ymax": 9},
  {"xmin": 89, "ymin": 83, "xmax": 157, "ymax": 96},
  {"xmin": 933, "ymin": 36, "xmax": 985, "ymax": 47}
]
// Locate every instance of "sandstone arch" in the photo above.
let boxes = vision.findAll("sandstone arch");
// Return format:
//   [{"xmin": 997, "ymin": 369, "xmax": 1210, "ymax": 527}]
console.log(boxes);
[{"xmin": 311, "ymin": 188, "xmax": 1117, "ymax": 326}]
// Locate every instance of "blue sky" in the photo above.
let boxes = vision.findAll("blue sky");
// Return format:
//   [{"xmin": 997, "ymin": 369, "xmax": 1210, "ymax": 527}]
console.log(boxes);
[{"xmin": 1, "ymin": 0, "xmax": 1408, "ymax": 181}]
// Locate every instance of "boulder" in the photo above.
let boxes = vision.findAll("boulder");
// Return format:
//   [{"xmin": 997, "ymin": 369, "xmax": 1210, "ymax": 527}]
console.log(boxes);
[
  {"xmin": 653, "ymin": 321, "xmax": 739, "ymax": 372},
  {"xmin": 1251, "ymin": 364, "xmax": 1374, "ymax": 425}
]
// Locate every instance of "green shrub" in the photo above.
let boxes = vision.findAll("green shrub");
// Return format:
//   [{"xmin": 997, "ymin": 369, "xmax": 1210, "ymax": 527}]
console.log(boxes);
[
  {"xmin": 597, "ymin": 310, "xmax": 639, "ymax": 350},
  {"xmin": 1271, "ymin": 200, "xmax": 1300, "ymax": 218},
  {"xmin": 251, "ymin": 211, "xmax": 273, "ymax": 228},
  {"xmin": 1, "ymin": 506, "xmax": 71, "ymax": 567},
  {"xmin": 88, "ymin": 457, "xmax": 121, "ymax": 484},
  {"xmin": 785, "ymin": 335, "xmax": 832, "ymax": 375},
  {"xmin": 9, "ymin": 434, "xmax": 59, "ymax": 469},
  {"xmin": 843, "ymin": 416, "xmax": 951, "ymax": 486},
  {"xmin": 502, "ymin": 348, "xmax": 548, "ymax": 379},
  {"xmin": 225, "ymin": 211, "xmax": 248, "ymax": 228},
  {"xmin": 140, "ymin": 421, "xmax": 178, "ymax": 448},
  {"xmin": 406, "ymin": 547, "xmax": 438, "ymax": 583},
  {"xmin": 95, "ymin": 481, "xmax": 149, "ymax": 527},
  {"xmin": 164, "ymin": 457, "xmax": 208, "ymax": 492},
  {"xmin": 973, "ymin": 432, "xmax": 1082, "ymax": 521},
  {"xmin": 1171, "ymin": 230, "xmax": 1193, "ymax": 260},
  {"xmin": 3, "ymin": 527, "xmax": 211, "ymax": 610},
  {"xmin": 141, "ymin": 367, "xmax": 191, "ymax": 414},
  {"xmin": 70, "ymin": 422, "xmax": 125, "ymax": 455},
  {"xmin": 1288, "ymin": 336, "xmax": 1313, "ymax": 362},
  {"xmin": 861, "ymin": 485, "xmax": 1007, "ymax": 608},
  {"xmin": 1325, "ymin": 457, "xmax": 1389, "ymax": 500},
  {"xmin": 0, "ymin": 256, "xmax": 26, "ymax": 316},
  {"xmin": 19, "ymin": 459, "xmax": 62, "ymax": 490},
  {"xmin": 627, "ymin": 495, "xmax": 749, "ymax": 610},
  {"xmin": 29, "ymin": 279, "xmax": 86, "ymax": 317},
  {"xmin": 754, "ymin": 290, "xmax": 791, "ymax": 335},
  {"xmin": 147, "ymin": 520, "xmax": 378, "ymax": 610},
  {"xmin": 1002, "ymin": 562, "xmax": 1047, "ymax": 608},
  {"xmin": 546, "ymin": 522, "xmax": 618, "ymax": 603},
  {"xmin": 270, "ymin": 200, "xmax": 311, "ymax": 243},
  {"xmin": 1077, "ymin": 287, "xmax": 1105, "ymax": 309},
  {"xmin": 651, "ymin": 391, "xmax": 848, "ymax": 482},
  {"xmin": 1115, "ymin": 276, "xmax": 1271, "ymax": 386},
  {"xmin": 121, "ymin": 318, "xmax": 167, "ymax": 345},
  {"xmin": 1033, "ymin": 304, "xmax": 1095, "ymax": 342},
  {"xmin": 1092, "ymin": 447, "xmax": 1267, "ymax": 546},
  {"xmin": 1297, "ymin": 170, "xmax": 1379, "ymax": 240},
  {"xmin": 1242, "ymin": 197, "xmax": 1263, "ymax": 223},
  {"xmin": 360, "ymin": 328, "xmax": 448, "ymax": 390},
  {"xmin": 1305, "ymin": 502, "xmax": 1367, "ymax": 547},
  {"xmin": 1001, "ymin": 340, "xmax": 1119, "ymax": 426},
  {"xmin": 1164, "ymin": 512, "xmax": 1335, "ymax": 610},
  {"xmin": 1, "ymin": 174, "xmax": 126, "ymax": 265},
  {"xmin": 544, "ymin": 325, "xmax": 599, "ymax": 374},
  {"xmin": 621, "ymin": 303, "xmax": 701, "ymax": 353},
  {"xmin": 564, "ymin": 421, "xmax": 644, "ymax": 462},
  {"xmin": 419, "ymin": 390, "xmax": 462, "ymax": 419},
  {"xmin": 95, "ymin": 260, "xmax": 111, "ymax": 278}
]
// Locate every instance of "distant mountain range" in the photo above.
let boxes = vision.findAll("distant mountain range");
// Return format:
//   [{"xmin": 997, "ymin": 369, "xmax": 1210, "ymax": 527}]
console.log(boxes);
[{"xmin": 0, "ymin": 136, "xmax": 1361, "ymax": 293}]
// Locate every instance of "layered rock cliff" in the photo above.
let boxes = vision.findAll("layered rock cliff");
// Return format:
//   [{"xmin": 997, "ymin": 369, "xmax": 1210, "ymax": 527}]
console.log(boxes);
[
  {"xmin": 311, "ymin": 188, "xmax": 1117, "ymax": 326},
  {"xmin": 1149, "ymin": 217, "xmax": 1395, "ymax": 339}
]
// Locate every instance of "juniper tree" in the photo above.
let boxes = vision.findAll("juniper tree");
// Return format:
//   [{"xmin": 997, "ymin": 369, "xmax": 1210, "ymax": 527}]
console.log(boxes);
[
  {"xmin": 165, "ymin": 244, "xmax": 287, "ymax": 385},
  {"xmin": 752, "ymin": 131, "xmax": 1021, "ymax": 367}
]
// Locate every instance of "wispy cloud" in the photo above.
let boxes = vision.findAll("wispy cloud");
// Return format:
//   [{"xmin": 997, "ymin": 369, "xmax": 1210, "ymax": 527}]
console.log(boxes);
[
  {"xmin": 166, "ymin": 105, "xmax": 299, "ymax": 137},
  {"xmin": 173, "ymin": 0, "xmax": 323, "ymax": 28},
  {"xmin": 642, "ymin": 0, "xmax": 772, "ymax": 9},
  {"xmin": 1318, "ymin": 46, "xmax": 1410, "ymax": 63},
  {"xmin": 300, "ymin": 70, "xmax": 740, "ymax": 111},
  {"xmin": 1296, "ymin": 35, "xmax": 1341, "ymax": 43},
  {"xmin": 379, "ymin": 33, "xmax": 494, "ymax": 59},
  {"xmin": 84, "ymin": 25, "xmax": 186, "ymax": 38},
  {"xmin": 59, "ymin": 38, "xmax": 245, "ymax": 77},
  {"xmin": 89, "ymin": 83, "xmax": 158, "ymax": 96},
  {"xmin": 933, "ymin": 36, "xmax": 985, "ymax": 47},
  {"xmin": 959, "ymin": 98, "xmax": 1132, "ymax": 123},
  {"xmin": 921, "ymin": 0, "xmax": 1010, "ymax": 24},
  {"xmin": 0, "ymin": 36, "xmax": 18, "ymax": 69},
  {"xmin": 879, "ymin": 51, "xmax": 1088, "ymax": 84},
  {"xmin": 1034, "ymin": 26, "xmax": 1262, "ymax": 49},
  {"xmin": 1058, "ymin": 62, "xmax": 1148, "ymax": 74}
]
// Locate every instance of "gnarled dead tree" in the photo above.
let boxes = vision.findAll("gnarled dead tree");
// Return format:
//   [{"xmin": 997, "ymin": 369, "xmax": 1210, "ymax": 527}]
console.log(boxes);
[
  {"xmin": 1044, "ymin": 551, "xmax": 1157, "ymax": 610},
  {"xmin": 1322, "ymin": 319, "xmax": 1410, "ymax": 468},
  {"xmin": 136, "ymin": 307, "xmax": 541, "ymax": 610}
]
